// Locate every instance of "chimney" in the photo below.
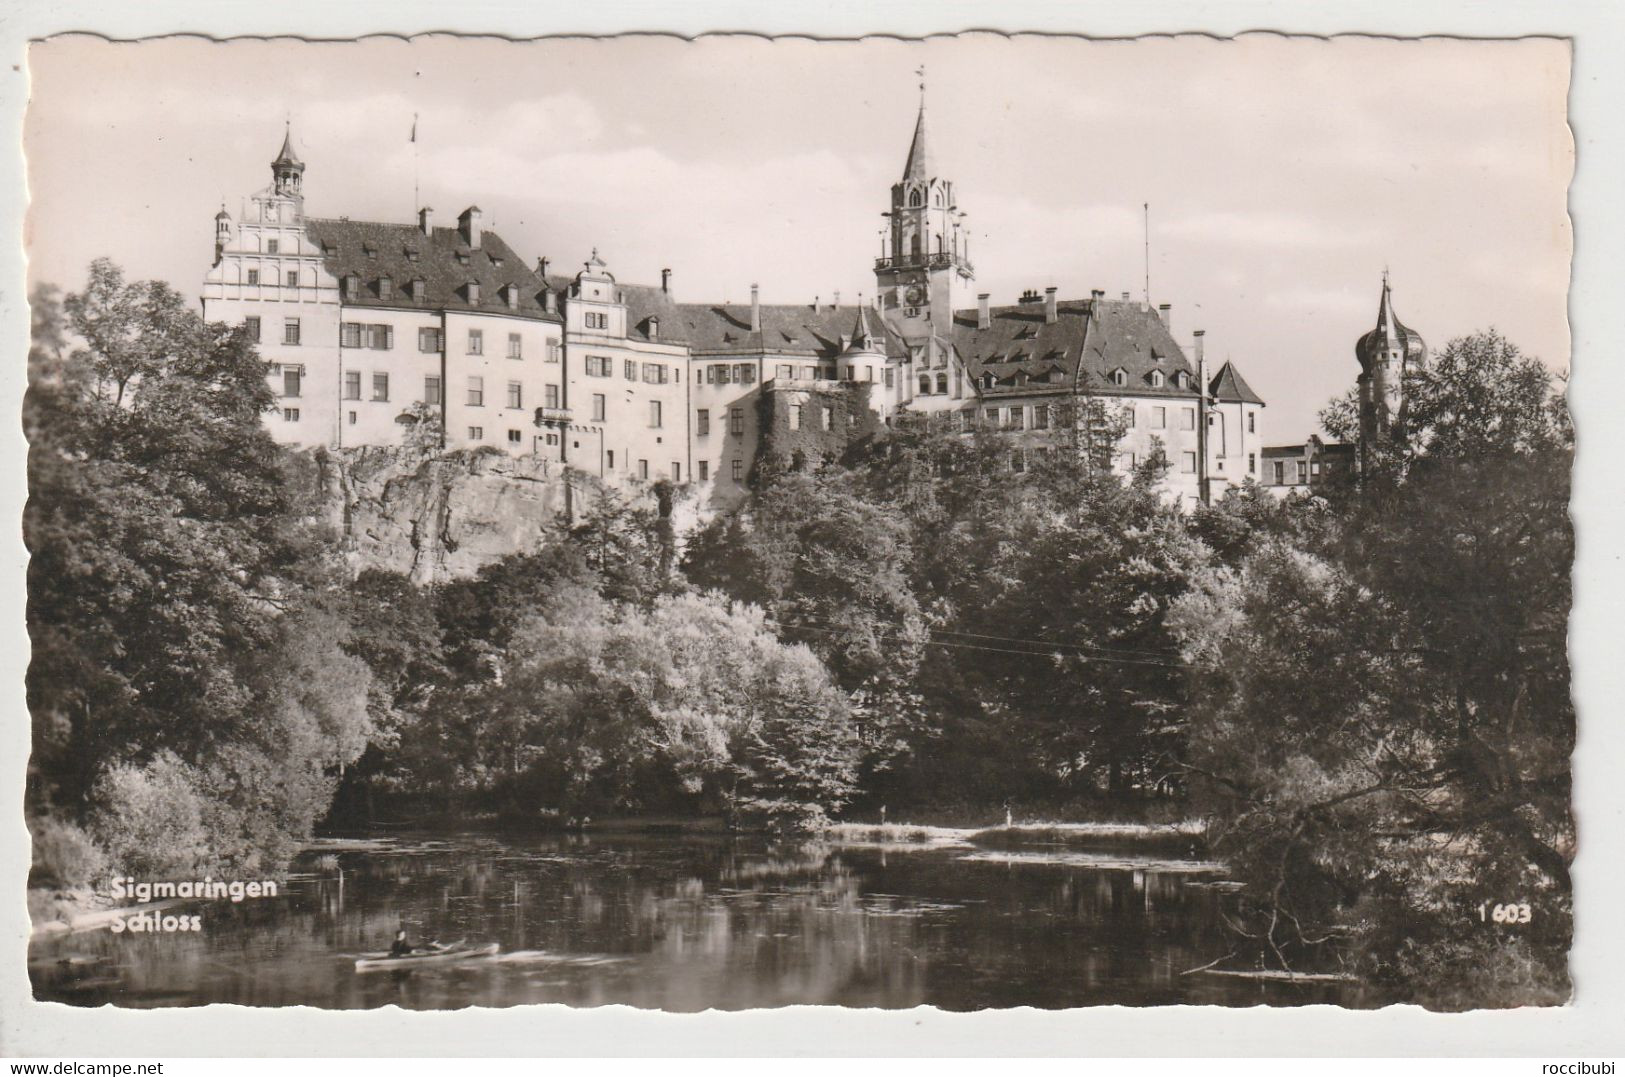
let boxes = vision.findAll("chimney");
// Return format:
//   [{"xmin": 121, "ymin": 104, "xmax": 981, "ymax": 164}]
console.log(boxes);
[
  {"xmin": 418, "ymin": 206, "xmax": 433, "ymax": 237},
  {"xmin": 977, "ymin": 293, "xmax": 991, "ymax": 330},
  {"xmin": 750, "ymin": 283, "xmax": 761, "ymax": 332},
  {"xmin": 458, "ymin": 206, "xmax": 482, "ymax": 249},
  {"xmin": 1121, "ymin": 291, "xmax": 1131, "ymax": 302},
  {"xmin": 1158, "ymin": 303, "xmax": 1171, "ymax": 330},
  {"xmin": 537, "ymin": 256, "xmax": 549, "ymax": 279},
  {"xmin": 1193, "ymin": 330, "xmax": 1207, "ymax": 382},
  {"xmin": 1091, "ymin": 288, "xmax": 1104, "ymax": 301},
  {"xmin": 1044, "ymin": 286, "xmax": 1058, "ymax": 324},
  {"xmin": 661, "ymin": 267, "xmax": 672, "ymax": 294}
]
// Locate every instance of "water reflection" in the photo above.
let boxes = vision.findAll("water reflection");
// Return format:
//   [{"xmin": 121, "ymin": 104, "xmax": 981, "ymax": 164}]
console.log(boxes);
[{"xmin": 29, "ymin": 832, "xmax": 1362, "ymax": 1010}]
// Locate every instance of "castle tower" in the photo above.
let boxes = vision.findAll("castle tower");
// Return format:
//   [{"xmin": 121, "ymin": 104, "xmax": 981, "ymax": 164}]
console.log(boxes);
[
  {"xmin": 271, "ymin": 125, "xmax": 305, "ymax": 198},
  {"xmin": 875, "ymin": 91, "xmax": 974, "ymax": 352},
  {"xmin": 213, "ymin": 204, "xmax": 232, "ymax": 265},
  {"xmin": 1355, "ymin": 272, "xmax": 1428, "ymax": 455}
]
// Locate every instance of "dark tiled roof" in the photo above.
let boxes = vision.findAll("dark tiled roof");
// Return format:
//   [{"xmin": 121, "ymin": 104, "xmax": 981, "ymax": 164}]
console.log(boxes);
[
  {"xmin": 306, "ymin": 219, "xmax": 559, "ymax": 322},
  {"xmin": 1208, "ymin": 360, "xmax": 1266, "ymax": 405},
  {"xmin": 950, "ymin": 298, "xmax": 1200, "ymax": 399}
]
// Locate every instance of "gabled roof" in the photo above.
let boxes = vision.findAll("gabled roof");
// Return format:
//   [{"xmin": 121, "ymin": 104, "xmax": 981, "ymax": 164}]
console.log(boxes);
[
  {"xmin": 950, "ymin": 297, "xmax": 1201, "ymax": 399},
  {"xmin": 1208, "ymin": 360, "xmax": 1266, "ymax": 405},
  {"xmin": 306, "ymin": 218, "xmax": 559, "ymax": 322}
]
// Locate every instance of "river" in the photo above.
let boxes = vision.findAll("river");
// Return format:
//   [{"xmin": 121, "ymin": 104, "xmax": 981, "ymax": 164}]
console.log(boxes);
[{"xmin": 29, "ymin": 830, "xmax": 1364, "ymax": 1009}]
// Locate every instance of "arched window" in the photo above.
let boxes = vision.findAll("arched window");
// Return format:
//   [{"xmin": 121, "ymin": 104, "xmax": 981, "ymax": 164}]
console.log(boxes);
[
  {"xmin": 936, "ymin": 373, "xmax": 948, "ymax": 394},
  {"xmin": 934, "ymin": 188, "xmax": 943, "ymax": 206},
  {"xmin": 908, "ymin": 189, "xmax": 923, "ymax": 208},
  {"xmin": 935, "ymin": 234, "xmax": 944, "ymax": 255},
  {"xmin": 918, "ymin": 374, "xmax": 931, "ymax": 394}
]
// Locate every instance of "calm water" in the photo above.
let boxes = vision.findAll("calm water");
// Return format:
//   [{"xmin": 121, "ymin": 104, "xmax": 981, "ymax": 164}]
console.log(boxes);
[{"xmin": 29, "ymin": 831, "xmax": 1363, "ymax": 1009}]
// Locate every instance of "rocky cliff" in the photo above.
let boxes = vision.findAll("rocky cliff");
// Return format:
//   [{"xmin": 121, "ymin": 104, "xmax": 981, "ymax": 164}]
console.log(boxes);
[{"xmin": 311, "ymin": 447, "xmax": 574, "ymax": 584}]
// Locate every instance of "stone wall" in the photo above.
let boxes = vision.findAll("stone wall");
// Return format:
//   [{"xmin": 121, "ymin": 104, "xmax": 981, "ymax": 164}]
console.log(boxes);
[{"xmin": 755, "ymin": 381, "xmax": 883, "ymax": 480}]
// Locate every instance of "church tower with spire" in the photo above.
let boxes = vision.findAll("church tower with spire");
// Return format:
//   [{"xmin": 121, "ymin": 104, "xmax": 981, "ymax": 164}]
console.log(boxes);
[
  {"xmin": 1355, "ymin": 272, "xmax": 1427, "ymax": 458},
  {"xmin": 875, "ymin": 83, "xmax": 974, "ymax": 354}
]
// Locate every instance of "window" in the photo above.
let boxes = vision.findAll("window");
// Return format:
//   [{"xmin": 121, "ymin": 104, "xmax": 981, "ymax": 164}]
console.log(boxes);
[
  {"xmin": 418, "ymin": 327, "xmax": 442, "ymax": 353},
  {"xmin": 1248, "ymin": 452, "xmax": 1257, "ymax": 474},
  {"xmin": 591, "ymin": 393, "xmax": 605, "ymax": 422},
  {"xmin": 649, "ymin": 400, "xmax": 662, "ymax": 428},
  {"xmin": 729, "ymin": 407, "xmax": 744, "ymax": 435},
  {"xmin": 467, "ymin": 329, "xmax": 484, "ymax": 355},
  {"xmin": 1034, "ymin": 404, "xmax": 1049, "ymax": 430},
  {"xmin": 349, "ymin": 411, "xmax": 357, "ymax": 425},
  {"xmin": 1110, "ymin": 369, "xmax": 1127, "ymax": 386},
  {"xmin": 789, "ymin": 404, "xmax": 802, "ymax": 431},
  {"xmin": 638, "ymin": 459, "xmax": 649, "ymax": 480},
  {"xmin": 736, "ymin": 364, "xmax": 753, "ymax": 384},
  {"xmin": 341, "ymin": 323, "xmax": 362, "ymax": 348},
  {"xmin": 369, "ymin": 324, "xmax": 393, "ymax": 350},
  {"xmin": 283, "ymin": 318, "xmax": 301, "ymax": 345},
  {"xmin": 803, "ymin": 367, "xmax": 815, "ymax": 380},
  {"xmin": 467, "ymin": 376, "xmax": 484, "ymax": 407},
  {"xmin": 699, "ymin": 460, "xmax": 709, "ymax": 481},
  {"xmin": 1011, "ymin": 451, "xmax": 1026, "ymax": 473},
  {"xmin": 282, "ymin": 367, "xmax": 302, "ymax": 397},
  {"xmin": 919, "ymin": 374, "xmax": 931, "ymax": 394},
  {"xmin": 247, "ymin": 269, "xmax": 260, "ymax": 285},
  {"xmin": 508, "ymin": 333, "xmax": 522, "ymax": 359},
  {"xmin": 643, "ymin": 363, "xmax": 668, "ymax": 384},
  {"xmin": 984, "ymin": 408, "xmax": 998, "ymax": 425},
  {"xmin": 372, "ymin": 373, "xmax": 389, "ymax": 402},
  {"xmin": 776, "ymin": 364, "xmax": 793, "ymax": 381},
  {"xmin": 672, "ymin": 462, "xmax": 681, "ymax": 482},
  {"xmin": 1312, "ymin": 461, "xmax": 1322, "ymax": 476},
  {"xmin": 821, "ymin": 406, "xmax": 834, "ymax": 431},
  {"xmin": 624, "ymin": 359, "xmax": 637, "ymax": 381},
  {"xmin": 586, "ymin": 355, "xmax": 612, "ymax": 377},
  {"xmin": 507, "ymin": 381, "xmax": 523, "ymax": 409},
  {"xmin": 884, "ymin": 367, "xmax": 895, "ymax": 388},
  {"xmin": 1181, "ymin": 451, "xmax": 1197, "ymax": 474},
  {"xmin": 1009, "ymin": 407, "xmax": 1025, "ymax": 431},
  {"xmin": 285, "ymin": 269, "xmax": 299, "ymax": 288},
  {"xmin": 546, "ymin": 340, "xmax": 562, "ymax": 363},
  {"xmin": 731, "ymin": 459, "xmax": 743, "ymax": 481},
  {"xmin": 379, "ymin": 278, "xmax": 393, "ymax": 301},
  {"xmin": 1180, "ymin": 407, "xmax": 1196, "ymax": 431},
  {"xmin": 508, "ymin": 429, "xmax": 522, "ymax": 444},
  {"xmin": 468, "ymin": 426, "xmax": 484, "ymax": 441},
  {"xmin": 465, "ymin": 281, "xmax": 479, "ymax": 305},
  {"xmin": 344, "ymin": 371, "xmax": 362, "ymax": 400},
  {"xmin": 282, "ymin": 407, "xmax": 299, "ymax": 422},
  {"xmin": 1298, "ymin": 461, "xmax": 1310, "ymax": 483},
  {"xmin": 1273, "ymin": 461, "xmax": 1286, "ymax": 485},
  {"xmin": 544, "ymin": 384, "xmax": 560, "ymax": 409},
  {"xmin": 425, "ymin": 376, "xmax": 442, "ymax": 406},
  {"xmin": 936, "ymin": 373, "xmax": 948, "ymax": 394},
  {"xmin": 607, "ymin": 450, "xmax": 615, "ymax": 469},
  {"xmin": 266, "ymin": 239, "xmax": 280, "ymax": 254},
  {"xmin": 244, "ymin": 316, "xmax": 261, "ymax": 342},
  {"xmin": 1151, "ymin": 406, "xmax": 1166, "ymax": 429},
  {"xmin": 1248, "ymin": 413, "xmax": 1256, "ymax": 433},
  {"xmin": 585, "ymin": 311, "xmax": 608, "ymax": 330},
  {"xmin": 697, "ymin": 409, "xmax": 710, "ymax": 437},
  {"xmin": 1124, "ymin": 408, "xmax": 1136, "ymax": 429}
]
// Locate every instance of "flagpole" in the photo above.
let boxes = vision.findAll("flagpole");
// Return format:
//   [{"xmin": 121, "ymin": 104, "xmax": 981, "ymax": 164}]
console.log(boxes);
[{"xmin": 411, "ymin": 112, "xmax": 419, "ymax": 215}]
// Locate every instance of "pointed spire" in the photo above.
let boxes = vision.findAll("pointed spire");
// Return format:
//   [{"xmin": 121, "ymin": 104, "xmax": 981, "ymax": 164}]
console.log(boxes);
[
  {"xmin": 850, "ymin": 302, "xmax": 875, "ymax": 349},
  {"xmin": 273, "ymin": 123, "xmax": 303, "ymax": 168},
  {"xmin": 902, "ymin": 99, "xmax": 935, "ymax": 182}
]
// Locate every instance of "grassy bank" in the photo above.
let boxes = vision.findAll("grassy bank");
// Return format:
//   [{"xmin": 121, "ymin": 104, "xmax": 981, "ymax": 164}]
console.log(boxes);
[{"xmin": 820, "ymin": 817, "xmax": 1209, "ymax": 849}]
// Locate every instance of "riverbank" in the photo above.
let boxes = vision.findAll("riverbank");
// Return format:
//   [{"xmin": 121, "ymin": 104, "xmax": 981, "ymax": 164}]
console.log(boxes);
[{"xmin": 819, "ymin": 819, "xmax": 1208, "ymax": 850}]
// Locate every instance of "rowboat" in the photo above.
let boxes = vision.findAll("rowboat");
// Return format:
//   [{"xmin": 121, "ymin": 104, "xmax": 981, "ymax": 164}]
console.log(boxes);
[{"xmin": 353, "ymin": 940, "xmax": 499, "ymax": 972}]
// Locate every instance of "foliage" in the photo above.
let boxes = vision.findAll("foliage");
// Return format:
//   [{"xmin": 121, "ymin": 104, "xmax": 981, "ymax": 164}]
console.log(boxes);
[
  {"xmin": 28, "ymin": 816, "xmax": 109, "ymax": 889},
  {"xmin": 91, "ymin": 752, "xmax": 213, "ymax": 877}
]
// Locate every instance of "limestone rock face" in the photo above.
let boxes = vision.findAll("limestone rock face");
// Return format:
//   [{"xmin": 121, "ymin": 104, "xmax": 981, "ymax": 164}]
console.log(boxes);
[{"xmin": 312, "ymin": 447, "xmax": 571, "ymax": 584}]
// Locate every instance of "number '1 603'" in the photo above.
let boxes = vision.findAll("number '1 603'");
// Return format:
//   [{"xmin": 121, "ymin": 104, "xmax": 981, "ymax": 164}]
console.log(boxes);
[{"xmin": 1479, "ymin": 902, "xmax": 1532, "ymax": 923}]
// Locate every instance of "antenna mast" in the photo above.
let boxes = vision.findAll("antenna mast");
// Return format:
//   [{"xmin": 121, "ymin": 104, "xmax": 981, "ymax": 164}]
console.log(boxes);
[{"xmin": 1143, "ymin": 202, "xmax": 1151, "ymax": 305}]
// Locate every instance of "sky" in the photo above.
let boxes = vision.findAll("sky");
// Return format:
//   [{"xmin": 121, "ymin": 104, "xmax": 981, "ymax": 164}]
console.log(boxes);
[{"xmin": 23, "ymin": 33, "xmax": 1571, "ymax": 443}]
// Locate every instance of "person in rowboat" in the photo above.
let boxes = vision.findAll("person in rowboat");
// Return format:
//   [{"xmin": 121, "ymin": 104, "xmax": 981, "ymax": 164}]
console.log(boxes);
[{"xmin": 388, "ymin": 928, "xmax": 444, "ymax": 958}]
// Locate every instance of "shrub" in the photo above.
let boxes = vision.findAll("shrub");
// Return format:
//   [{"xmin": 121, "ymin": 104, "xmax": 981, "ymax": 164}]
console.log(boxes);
[
  {"xmin": 28, "ymin": 816, "xmax": 108, "ymax": 889},
  {"xmin": 91, "ymin": 752, "xmax": 212, "ymax": 877}
]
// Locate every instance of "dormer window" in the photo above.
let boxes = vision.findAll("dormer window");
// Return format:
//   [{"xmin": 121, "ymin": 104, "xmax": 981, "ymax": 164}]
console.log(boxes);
[
  {"xmin": 378, "ymin": 276, "xmax": 393, "ymax": 301},
  {"xmin": 456, "ymin": 252, "xmax": 471, "ymax": 266},
  {"xmin": 405, "ymin": 248, "xmax": 420, "ymax": 262},
  {"xmin": 647, "ymin": 316, "xmax": 660, "ymax": 340},
  {"xmin": 1173, "ymin": 371, "xmax": 1190, "ymax": 389},
  {"xmin": 500, "ymin": 283, "xmax": 518, "ymax": 310},
  {"xmin": 1149, "ymin": 371, "xmax": 1166, "ymax": 388},
  {"xmin": 1109, "ymin": 368, "xmax": 1128, "ymax": 387},
  {"xmin": 410, "ymin": 278, "xmax": 426, "ymax": 302},
  {"xmin": 489, "ymin": 254, "xmax": 504, "ymax": 268},
  {"xmin": 465, "ymin": 280, "xmax": 480, "ymax": 305},
  {"xmin": 343, "ymin": 275, "xmax": 361, "ymax": 302},
  {"xmin": 363, "ymin": 245, "xmax": 377, "ymax": 259}
]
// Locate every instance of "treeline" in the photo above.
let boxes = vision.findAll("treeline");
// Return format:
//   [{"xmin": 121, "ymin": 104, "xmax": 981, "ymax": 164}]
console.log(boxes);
[{"xmin": 27, "ymin": 260, "xmax": 1573, "ymax": 1006}]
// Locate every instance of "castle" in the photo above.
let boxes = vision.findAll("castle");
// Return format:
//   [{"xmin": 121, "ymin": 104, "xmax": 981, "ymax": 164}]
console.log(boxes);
[{"xmin": 203, "ymin": 102, "xmax": 1297, "ymax": 513}]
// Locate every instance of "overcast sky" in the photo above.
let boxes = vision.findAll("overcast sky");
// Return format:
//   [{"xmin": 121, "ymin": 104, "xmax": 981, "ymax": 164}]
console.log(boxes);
[{"xmin": 25, "ymin": 33, "xmax": 1570, "ymax": 443}]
